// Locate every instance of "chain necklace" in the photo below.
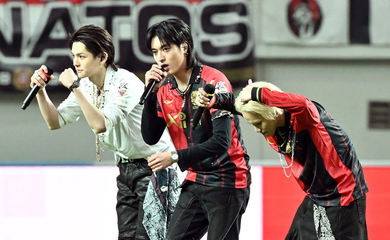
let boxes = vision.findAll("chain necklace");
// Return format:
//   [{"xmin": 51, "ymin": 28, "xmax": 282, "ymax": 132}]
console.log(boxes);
[
  {"xmin": 176, "ymin": 71, "xmax": 192, "ymax": 93},
  {"xmin": 278, "ymin": 147, "xmax": 294, "ymax": 178},
  {"xmin": 177, "ymin": 81, "xmax": 189, "ymax": 92},
  {"xmin": 277, "ymin": 115, "xmax": 295, "ymax": 178}
]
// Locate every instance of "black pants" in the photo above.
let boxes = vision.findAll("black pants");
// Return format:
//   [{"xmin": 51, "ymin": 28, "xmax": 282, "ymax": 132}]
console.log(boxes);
[
  {"xmin": 286, "ymin": 195, "xmax": 368, "ymax": 240},
  {"xmin": 166, "ymin": 181, "xmax": 250, "ymax": 240},
  {"xmin": 116, "ymin": 160, "xmax": 152, "ymax": 240}
]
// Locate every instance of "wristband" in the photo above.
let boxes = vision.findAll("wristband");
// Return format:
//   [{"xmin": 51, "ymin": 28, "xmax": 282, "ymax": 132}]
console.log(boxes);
[{"xmin": 69, "ymin": 78, "xmax": 80, "ymax": 92}]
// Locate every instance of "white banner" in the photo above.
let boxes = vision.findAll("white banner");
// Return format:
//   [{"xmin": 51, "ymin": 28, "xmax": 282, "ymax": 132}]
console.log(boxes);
[
  {"xmin": 369, "ymin": 0, "xmax": 390, "ymax": 45},
  {"xmin": 260, "ymin": 0, "xmax": 349, "ymax": 45},
  {"xmin": 0, "ymin": 0, "xmax": 254, "ymax": 91}
]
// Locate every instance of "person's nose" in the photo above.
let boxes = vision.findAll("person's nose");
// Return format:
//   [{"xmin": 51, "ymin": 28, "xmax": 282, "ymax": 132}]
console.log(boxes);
[
  {"xmin": 157, "ymin": 51, "xmax": 165, "ymax": 63},
  {"xmin": 73, "ymin": 57, "xmax": 79, "ymax": 67}
]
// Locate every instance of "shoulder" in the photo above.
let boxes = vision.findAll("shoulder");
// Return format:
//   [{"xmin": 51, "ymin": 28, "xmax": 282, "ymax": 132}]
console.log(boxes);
[
  {"xmin": 201, "ymin": 65, "xmax": 231, "ymax": 94},
  {"xmin": 201, "ymin": 65, "xmax": 227, "ymax": 80}
]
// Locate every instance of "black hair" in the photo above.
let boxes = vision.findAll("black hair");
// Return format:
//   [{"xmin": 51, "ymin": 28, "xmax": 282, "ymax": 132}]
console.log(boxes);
[
  {"xmin": 146, "ymin": 18, "xmax": 197, "ymax": 70},
  {"xmin": 68, "ymin": 25, "xmax": 118, "ymax": 71}
]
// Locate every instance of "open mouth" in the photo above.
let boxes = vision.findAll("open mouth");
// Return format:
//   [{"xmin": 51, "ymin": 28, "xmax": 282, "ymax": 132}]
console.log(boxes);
[{"xmin": 160, "ymin": 64, "xmax": 169, "ymax": 72}]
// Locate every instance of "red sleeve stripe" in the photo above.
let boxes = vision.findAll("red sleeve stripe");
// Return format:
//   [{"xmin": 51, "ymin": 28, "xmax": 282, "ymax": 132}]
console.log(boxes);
[{"xmin": 313, "ymin": 121, "xmax": 356, "ymax": 206}]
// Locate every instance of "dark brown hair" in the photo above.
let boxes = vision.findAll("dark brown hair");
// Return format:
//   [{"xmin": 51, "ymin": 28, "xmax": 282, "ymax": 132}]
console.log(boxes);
[{"xmin": 68, "ymin": 25, "xmax": 118, "ymax": 71}]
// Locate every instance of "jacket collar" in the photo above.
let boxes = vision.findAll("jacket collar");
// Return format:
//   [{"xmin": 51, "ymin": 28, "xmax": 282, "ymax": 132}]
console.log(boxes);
[{"xmin": 169, "ymin": 62, "xmax": 203, "ymax": 90}]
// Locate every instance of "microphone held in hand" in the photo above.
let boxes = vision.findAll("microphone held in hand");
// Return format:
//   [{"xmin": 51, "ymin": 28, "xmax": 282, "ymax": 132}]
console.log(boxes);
[
  {"xmin": 191, "ymin": 84, "xmax": 215, "ymax": 130},
  {"xmin": 139, "ymin": 79, "xmax": 157, "ymax": 105},
  {"xmin": 21, "ymin": 67, "xmax": 54, "ymax": 110},
  {"xmin": 139, "ymin": 68, "xmax": 165, "ymax": 105}
]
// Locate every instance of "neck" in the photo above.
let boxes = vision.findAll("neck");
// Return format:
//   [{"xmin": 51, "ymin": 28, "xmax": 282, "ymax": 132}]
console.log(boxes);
[
  {"xmin": 90, "ymin": 67, "xmax": 107, "ymax": 89},
  {"xmin": 277, "ymin": 111, "xmax": 286, "ymax": 128},
  {"xmin": 174, "ymin": 68, "xmax": 192, "ymax": 90}
]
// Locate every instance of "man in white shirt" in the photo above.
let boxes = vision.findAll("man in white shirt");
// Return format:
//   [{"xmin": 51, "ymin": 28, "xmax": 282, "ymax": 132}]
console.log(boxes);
[{"xmin": 30, "ymin": 25, "xmax": 174, "ymax": 240}]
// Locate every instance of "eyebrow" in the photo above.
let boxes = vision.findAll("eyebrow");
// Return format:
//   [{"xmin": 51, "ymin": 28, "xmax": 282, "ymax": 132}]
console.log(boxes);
[
  {"xmin": 151, "ymin": 43, "xmax": 170, "ymax": 51},
  {"xmin": 71, "ymin": 52, "xmax": 86, "ymax": 56}
]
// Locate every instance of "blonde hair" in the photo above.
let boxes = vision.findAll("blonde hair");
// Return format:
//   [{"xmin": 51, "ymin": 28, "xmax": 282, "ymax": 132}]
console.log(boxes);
[{"xmin": 235, "ymin": 81, "xmax": 284, "ymax": 120}]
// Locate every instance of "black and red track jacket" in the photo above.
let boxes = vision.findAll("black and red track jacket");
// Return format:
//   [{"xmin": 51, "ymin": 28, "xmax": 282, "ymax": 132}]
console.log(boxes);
[
  {"xmin": 141, "ymin": 63, "xmax": 251, "ymax": 189},
  {"xmin": 214, "ymin": 87, "xmax": 368, "ymax": 206}
]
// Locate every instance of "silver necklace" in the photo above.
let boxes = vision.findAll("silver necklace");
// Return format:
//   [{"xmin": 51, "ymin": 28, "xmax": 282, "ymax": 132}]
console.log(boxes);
[
  {"xmin": 176, "ymin": 72, "xmax": 192, "ymax": 93},
  {"xmin": 279, "ymin": 149, "xmax": 294, "ymax": 178},
  {"xmin": 277, "ymin": 119, "xmax": 295, "ymax": 178}
]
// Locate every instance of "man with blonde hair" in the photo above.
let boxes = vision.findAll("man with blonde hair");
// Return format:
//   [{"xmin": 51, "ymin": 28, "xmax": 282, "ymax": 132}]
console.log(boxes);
[{"xmin": 197, "ymin": 80, "xmax": 368, "ymax": 239}]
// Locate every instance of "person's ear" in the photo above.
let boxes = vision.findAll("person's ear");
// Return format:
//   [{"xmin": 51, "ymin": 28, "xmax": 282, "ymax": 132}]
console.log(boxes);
[
  {"xmin": 100, "ymin": 52, "xmax": 108, "ymax": 62},
  {"xmin": 99, "ymin": 53, "xmax": 107, "ymax": 67},
  {"xmin": 181, "ymin": 43, "xmax": 188, "ymax": 55}
]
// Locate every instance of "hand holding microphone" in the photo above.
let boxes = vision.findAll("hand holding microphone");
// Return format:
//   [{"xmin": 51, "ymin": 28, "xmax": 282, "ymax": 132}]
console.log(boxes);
[
  {"xmin": 140, "ymin": 65, "xmax": 167, "ymax": 105},
  {"xmin": 192, "ymin": 83, "xmax": 215, "ymax": 130},
  {"xmin": 21, "ymin": 66, "xmax": 54, "ymax": 110}
]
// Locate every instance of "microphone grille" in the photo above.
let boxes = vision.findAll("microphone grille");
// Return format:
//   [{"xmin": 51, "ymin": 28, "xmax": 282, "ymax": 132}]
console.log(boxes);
[
  {"xmin": 46, "ymin": 67, "xmax": 54, "ymax": 76},
  {"xmin": 204, "ymin": 84, "xmax": 215, "ymax": 94}
]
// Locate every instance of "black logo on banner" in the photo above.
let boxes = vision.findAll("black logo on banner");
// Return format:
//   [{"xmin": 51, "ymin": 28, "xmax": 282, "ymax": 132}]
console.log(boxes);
[{"xmin": 287, "ymin": 0, "xmax": 322, "ymax": 39}]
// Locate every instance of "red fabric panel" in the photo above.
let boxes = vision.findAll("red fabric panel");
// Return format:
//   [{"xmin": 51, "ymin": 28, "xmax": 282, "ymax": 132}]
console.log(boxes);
[
  {"xmin": 262, "ymin": 167, "xmax": 389, "ymax": 240},
  {"xmin": 262, "ymin": 167, "xmax": 305, "ymax": 239}
]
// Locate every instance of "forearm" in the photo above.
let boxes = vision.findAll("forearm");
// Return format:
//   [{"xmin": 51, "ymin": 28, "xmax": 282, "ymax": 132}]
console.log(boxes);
[
  {"xmin": 178, "ymin": 115, "xmax": 231, "ymax": 171},
  {"xmin": 213, "ymin": 93, "xmax": 241, "ymax": 115},
  {"xmin": 36, "ymin": 89, "xmax": 60, "ymax": 130},
  {"xmin": 71, "ymin": 88, "xmax": 106, "ymax": 133},
  {"xmin": 141, "ymin": 93, "xmax": 166, "ymax": 145}
]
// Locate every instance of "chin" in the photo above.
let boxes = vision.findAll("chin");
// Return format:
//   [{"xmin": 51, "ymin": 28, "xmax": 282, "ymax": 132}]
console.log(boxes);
[{"xmin": 264, "ymin": 132, "xmax": 274, "ymax": 137}]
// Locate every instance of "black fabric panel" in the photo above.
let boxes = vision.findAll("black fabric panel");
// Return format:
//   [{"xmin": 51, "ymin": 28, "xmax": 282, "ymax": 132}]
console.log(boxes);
[{"xmin": 350, "ymin": 0, "xmax": 370, "ymax": 44}]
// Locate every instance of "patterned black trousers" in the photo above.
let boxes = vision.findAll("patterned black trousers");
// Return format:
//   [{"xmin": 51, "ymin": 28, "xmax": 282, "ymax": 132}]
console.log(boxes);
[{"xmin": 286, "ymin": 195, "xmax": 368, "ymax": 240}]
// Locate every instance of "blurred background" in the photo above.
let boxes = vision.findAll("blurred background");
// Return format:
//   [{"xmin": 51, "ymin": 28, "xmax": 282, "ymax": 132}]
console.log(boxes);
[{"xmin": 0, "ymin": 0, "xmax": 389, "ymax": 239}]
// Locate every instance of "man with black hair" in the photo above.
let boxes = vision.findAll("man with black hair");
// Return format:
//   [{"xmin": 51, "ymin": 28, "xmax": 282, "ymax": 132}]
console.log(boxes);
[{"xmin": 141, "ymin": 18, "xmax": 251, "ymax": 240}]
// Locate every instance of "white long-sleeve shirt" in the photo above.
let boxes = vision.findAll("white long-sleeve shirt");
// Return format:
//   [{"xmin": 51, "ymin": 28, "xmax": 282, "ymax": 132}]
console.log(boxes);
[{"xmin": 57, "ymin": 66, "xmax": 174, "ymax": 163}]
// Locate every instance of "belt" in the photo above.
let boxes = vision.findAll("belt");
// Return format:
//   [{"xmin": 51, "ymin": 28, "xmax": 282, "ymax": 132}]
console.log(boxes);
[{"xmin": 119, "ymin": 157, "xmax": 146, "ymax": 164}]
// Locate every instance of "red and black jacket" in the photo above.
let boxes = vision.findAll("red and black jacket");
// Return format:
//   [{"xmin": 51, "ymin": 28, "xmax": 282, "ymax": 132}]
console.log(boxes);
[
  {"xmin": 142, "ymin": 63, "xmax": 251, "ymax": 189},
  {"xmin": 214, "ymin": 87, "xmax": 368, "ymax": 206}
]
